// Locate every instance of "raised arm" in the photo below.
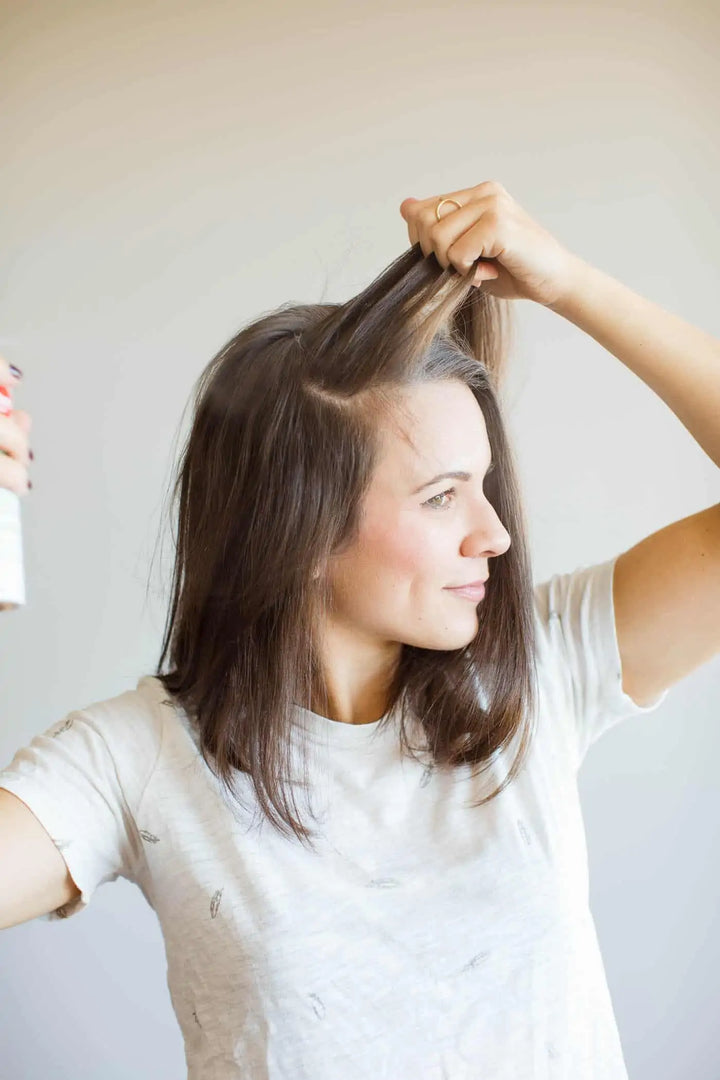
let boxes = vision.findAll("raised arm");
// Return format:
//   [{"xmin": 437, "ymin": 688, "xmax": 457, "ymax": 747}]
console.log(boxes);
[
  {"xmin": 547, "ymin": 260, "xmax": 720, "ymax": 706},
  {"xmin": 0, "ymin": 356, "xmax": 80, "ymax": 926},
  {"xmin": 0, "ymin": 356, "xmax": 32, "ymax": 612}
]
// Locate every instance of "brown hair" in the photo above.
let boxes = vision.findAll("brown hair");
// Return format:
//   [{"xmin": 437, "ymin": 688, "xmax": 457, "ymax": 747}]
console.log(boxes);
[{"xmin": 153, "ymin": 243, "xmax": 538, "ymax": 847}]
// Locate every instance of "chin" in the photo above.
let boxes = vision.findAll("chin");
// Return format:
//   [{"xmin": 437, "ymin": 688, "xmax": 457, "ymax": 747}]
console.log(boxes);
[
  {"xmin": 445, "ymin": 615, "xmax": 481, "ymax": 650},
  {"xmin": 411, "ymin": 623, "xmax": 479, "ymax": 652},
  {"xmin": 444, "ymin": 631, "xmax": 480, "ymax": 651}
]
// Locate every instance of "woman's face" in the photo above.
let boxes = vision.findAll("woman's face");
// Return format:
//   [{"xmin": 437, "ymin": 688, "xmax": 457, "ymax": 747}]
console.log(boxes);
[{"xmin": 326, "ymin": 379, "xmax": 512, "ymax": 652}]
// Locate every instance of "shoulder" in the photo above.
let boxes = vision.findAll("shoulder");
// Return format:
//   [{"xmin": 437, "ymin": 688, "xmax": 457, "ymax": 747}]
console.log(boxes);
[
  {"xmin": 67, "ymin": 675, "xmax": 168, "ymax": 744},
  {"xmin": 532, "ymin": 557, "xmax": 615, "ymax": 640},
  {"xmin": 529, "ymin": 555, "xmax": 618, "ymax": 704},
  {"xmin": 50, "ymin": 675, "xmax": 172, "ymax": 806}
]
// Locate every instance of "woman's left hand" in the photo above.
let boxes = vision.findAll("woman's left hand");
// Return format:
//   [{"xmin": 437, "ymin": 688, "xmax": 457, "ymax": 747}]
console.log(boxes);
[{"xmin": 399, "ymin": 180, "xmax": 581, "ymax": 308}]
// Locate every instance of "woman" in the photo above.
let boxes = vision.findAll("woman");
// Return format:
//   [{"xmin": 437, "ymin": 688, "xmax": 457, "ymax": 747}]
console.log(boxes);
[{"xmin": 1, "ymin": 180, "xmax": 718, "ymax": 1079}]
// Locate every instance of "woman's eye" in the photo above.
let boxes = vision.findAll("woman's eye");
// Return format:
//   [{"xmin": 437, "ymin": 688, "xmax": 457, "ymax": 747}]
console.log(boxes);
[{"xmin": 424, "ymin": 487, "xmax": 456, "ymax": 510}]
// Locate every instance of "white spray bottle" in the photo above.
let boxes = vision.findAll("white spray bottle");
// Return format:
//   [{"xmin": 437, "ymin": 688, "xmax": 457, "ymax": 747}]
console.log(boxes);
[{"xmin": 0, "ymin": 383, "xmax": 26, "ymax": 609}]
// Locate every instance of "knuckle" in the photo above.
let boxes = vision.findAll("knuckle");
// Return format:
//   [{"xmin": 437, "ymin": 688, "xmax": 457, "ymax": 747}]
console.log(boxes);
[{"xmin": 446, "ymin": 241, "xmax": 469, "ymax": 269}]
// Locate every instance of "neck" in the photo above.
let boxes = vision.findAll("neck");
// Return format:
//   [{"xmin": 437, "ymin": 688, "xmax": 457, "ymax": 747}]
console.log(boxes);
[{"xmin": 310, "ymin": 619, "xmax": 401, "ymax": 725}]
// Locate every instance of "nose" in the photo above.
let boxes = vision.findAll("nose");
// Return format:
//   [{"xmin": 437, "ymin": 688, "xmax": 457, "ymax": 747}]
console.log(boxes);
[{"xmin": 459, "ymin": 505, "xmax": 511, "ymax": 560}]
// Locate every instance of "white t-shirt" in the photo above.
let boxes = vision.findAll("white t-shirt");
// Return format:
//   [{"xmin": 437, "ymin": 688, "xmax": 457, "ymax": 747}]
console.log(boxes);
[{"xmin": 0, "ymin": 555, "xmax": 669, "ymax": 1080}]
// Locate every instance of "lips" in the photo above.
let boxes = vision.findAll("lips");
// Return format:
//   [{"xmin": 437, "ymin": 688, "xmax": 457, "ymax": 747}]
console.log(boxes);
[{"xmin": 444, "ymin": 579, "xmax": 487, "ymax": 601}]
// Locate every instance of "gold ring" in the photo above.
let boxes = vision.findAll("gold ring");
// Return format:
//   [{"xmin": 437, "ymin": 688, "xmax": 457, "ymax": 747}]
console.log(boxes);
[{"xmin": 435, "ymin": 197, "xmax": 463, "ymax": 222}]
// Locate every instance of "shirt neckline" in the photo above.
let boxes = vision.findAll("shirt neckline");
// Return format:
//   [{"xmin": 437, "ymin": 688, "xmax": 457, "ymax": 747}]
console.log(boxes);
[
  {"xmin": 291, "ymin": 702, "xmax": 401, "ymax": 750},
  {"xmin": 140, "ymin": 675, "xmax": 401, "ymax": 751}
]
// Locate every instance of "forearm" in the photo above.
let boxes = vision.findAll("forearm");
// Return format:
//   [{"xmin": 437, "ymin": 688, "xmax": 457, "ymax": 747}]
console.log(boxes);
[{"xmin": 548, "ymin": 257, "xmax": 720, "ymax": 470}]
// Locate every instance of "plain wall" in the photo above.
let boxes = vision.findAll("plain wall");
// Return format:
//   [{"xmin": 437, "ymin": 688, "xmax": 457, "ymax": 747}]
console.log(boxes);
[{"xmin": 1, "ymin": 0, "xmax": 719, "ymax": 1076}]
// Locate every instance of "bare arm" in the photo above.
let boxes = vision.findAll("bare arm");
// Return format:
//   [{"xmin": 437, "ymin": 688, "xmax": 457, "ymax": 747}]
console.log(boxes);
[
  {"xmin": 0, "ymin": 787, "xmax": 81, "ymax": 929},
  {"xmin": 549, "ymin": 260, "xmax": 720, "ymax": 705}
]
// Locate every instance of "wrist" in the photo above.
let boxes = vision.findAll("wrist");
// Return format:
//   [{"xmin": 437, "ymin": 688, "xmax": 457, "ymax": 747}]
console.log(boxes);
[{"xmin": 546, "ymin": 255, "xmax": 599, "ymax": 318}]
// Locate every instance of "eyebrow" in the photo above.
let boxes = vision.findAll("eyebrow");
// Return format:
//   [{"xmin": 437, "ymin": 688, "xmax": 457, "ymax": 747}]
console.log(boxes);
[{"xmin": 411, "ymin": 460, "xmax": 495, "ymax": 495}]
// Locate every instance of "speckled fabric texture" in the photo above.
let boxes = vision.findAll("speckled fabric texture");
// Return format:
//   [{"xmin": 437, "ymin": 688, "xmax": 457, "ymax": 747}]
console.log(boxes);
[{"xmin": 0, "ymin": 555, "xmax": 668, "ymax": 1079}]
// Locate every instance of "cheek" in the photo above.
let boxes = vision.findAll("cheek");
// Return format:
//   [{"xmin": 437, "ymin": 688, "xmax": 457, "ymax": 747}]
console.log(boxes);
[{"xmin": 359, "ymin": 516, "xmax": 443, "ymax": 584}]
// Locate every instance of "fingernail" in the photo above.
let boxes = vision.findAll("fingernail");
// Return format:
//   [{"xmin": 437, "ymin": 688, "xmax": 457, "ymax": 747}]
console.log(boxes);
[
  {"xmin": 29, "ymin": 449, "xmax": 34, "ymax": 461},
  {"xmin": 9, "ymin": 364, "xmax": 23, "ymax": 380}
]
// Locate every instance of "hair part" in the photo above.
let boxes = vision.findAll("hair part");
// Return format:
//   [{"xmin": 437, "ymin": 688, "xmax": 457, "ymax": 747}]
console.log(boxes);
[{"xmin": 152, "ymin": 243, "xmax": 538, "ymax": 848}]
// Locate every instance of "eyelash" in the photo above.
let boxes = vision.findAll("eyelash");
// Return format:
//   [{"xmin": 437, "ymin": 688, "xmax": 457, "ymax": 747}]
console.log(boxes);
[
  {"xmin": 424, "ymin": 487, "xmax": 457, "ymax": 510},
  {"xmin": 423, "ymin": 466, "xmax": 496, "ymax": 510}
]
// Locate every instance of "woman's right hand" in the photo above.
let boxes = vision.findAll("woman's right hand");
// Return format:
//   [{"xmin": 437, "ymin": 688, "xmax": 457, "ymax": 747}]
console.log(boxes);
[
  {"xmin": 0, "ymin": 357, "xmax": 32, "ymax": 611},
  {"xmin": 0, "ymin": 355, "xmax": 32, "ymax": 497}
]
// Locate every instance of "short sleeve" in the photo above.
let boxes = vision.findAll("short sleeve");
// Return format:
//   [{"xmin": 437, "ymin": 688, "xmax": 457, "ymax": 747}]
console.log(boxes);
[
  {"xmin": 0, "ymin": 686, "xmax": 163, "ymax": 922},
  {"xmin": 533, "ymin": 555, "xmax": 670, "ymax": 768}
]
